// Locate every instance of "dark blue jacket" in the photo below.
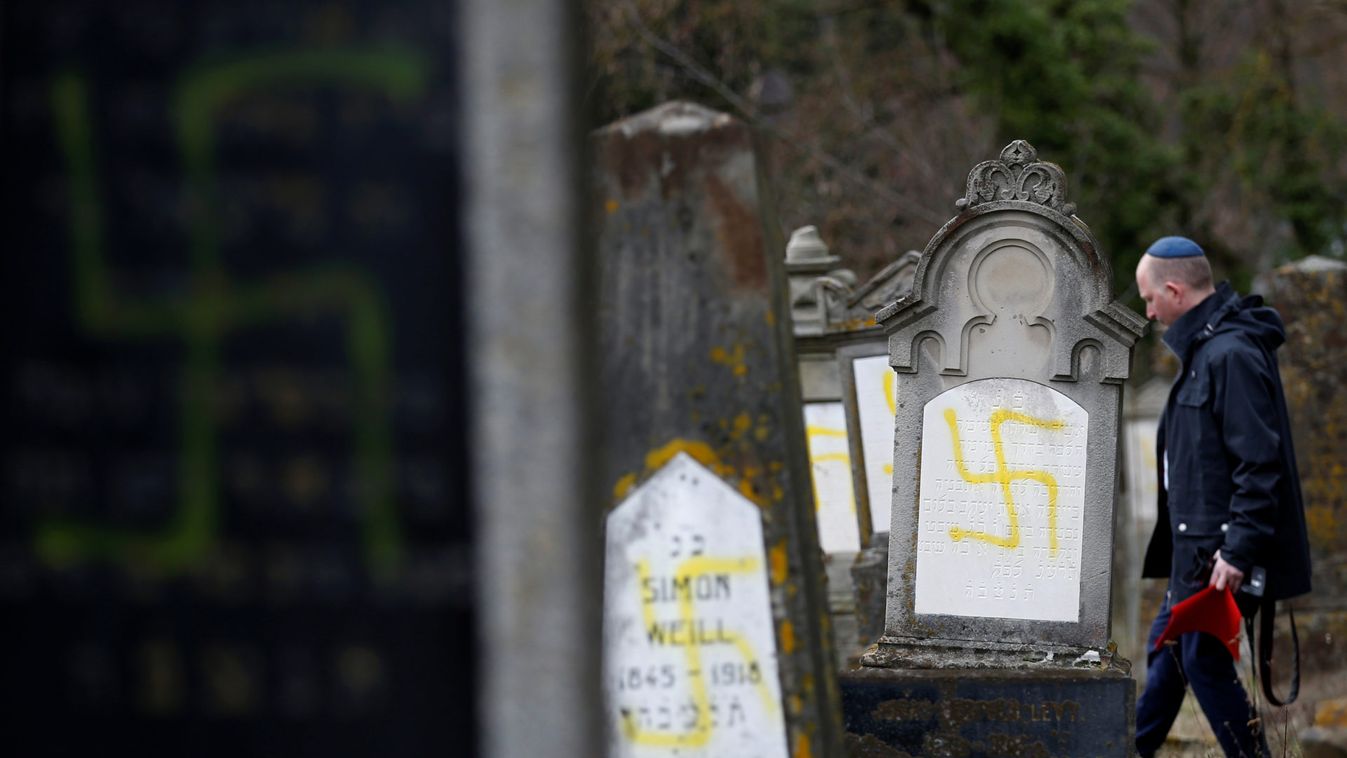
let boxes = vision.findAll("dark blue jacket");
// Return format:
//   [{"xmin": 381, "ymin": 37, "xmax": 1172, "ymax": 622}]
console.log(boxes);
[{"xmin": 1141, "ymin": 282, "xmax": 1312, "ymax": 602}]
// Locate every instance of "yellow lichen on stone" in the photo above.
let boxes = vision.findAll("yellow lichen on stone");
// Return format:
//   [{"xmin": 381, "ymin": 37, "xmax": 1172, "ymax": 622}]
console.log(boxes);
[
  {"xmin": 793, "ymin": 731, "xmax": 814, "ymax": 758},
  {"xmin": 770, "ymin": 540, "xmax": 789, "ymax": 585},
  {"xmin": 754, "ymin": 413, "xmax": 772, "ymax": 442},
  {"xmin": 709, "ymin": 344, "xmax": 748, "ymax": 377},
  {"xmin": 1315, "ymin": 697, "xmax": 1347, "ymax": 727},
  {"xmin": 643, "ymin": 438, "xmax": 726, "ymax": 477},
  {"xmin": 613, "ymin": 472, "xmax": 638, "ymax": 501},
  {"xmin": 779, "ymin": 620, "xmax": 797, "ymax": 654},
  {"xmin": 732, "ymin": 412, "xmax": 753, "ymax": 439}
]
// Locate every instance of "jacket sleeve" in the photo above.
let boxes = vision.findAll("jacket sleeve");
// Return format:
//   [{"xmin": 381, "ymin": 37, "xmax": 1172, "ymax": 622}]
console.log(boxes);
[{"xmin": 1216, "ymin": 345, "xmax": 1281, "ymax": 573}]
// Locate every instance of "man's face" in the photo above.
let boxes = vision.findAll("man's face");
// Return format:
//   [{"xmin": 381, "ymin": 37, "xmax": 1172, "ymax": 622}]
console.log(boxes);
[{"xmin": 1136, "ymin": 258, "xmax": 1183, "ymax": 326}]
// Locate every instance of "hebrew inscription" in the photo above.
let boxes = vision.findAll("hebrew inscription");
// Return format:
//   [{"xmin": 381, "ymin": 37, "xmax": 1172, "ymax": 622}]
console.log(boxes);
[
  {"xmin": 603, "ymin": 453, "xmax": 789, "ymax": 758},
  {"xmin": 915, "ymin": 379, "xmax": 1088, "ymax": 622}
]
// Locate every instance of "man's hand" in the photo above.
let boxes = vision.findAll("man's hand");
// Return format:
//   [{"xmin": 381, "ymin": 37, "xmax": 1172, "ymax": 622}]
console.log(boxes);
[{"xmin": 1209, "ymin": 551, "xmax": 1244, "ymax": 592}]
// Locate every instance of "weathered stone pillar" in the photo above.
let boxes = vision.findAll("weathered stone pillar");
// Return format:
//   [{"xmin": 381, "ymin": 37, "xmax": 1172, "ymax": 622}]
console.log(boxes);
[
  {"xmin": 1253, "ymin": 256, "xmax": 1347, "ymax": 741},
  {"xmin": 843, "ymin": 140, "xmax": 1145, "ymax": 757},
  {"xmin": 594, "ymin": 102, "xmax": 844, "ymax": 758},
  {"xmin": 467, "ymin": 1, "xmax": 601, "ymax": 756}
]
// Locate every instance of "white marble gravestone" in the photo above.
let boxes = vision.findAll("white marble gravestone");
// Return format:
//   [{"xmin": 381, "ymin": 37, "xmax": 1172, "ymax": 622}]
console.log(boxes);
[
  {"xmin": 603, "ymin": 453, "xmax": 789, "ymax": 758},
  {"xmin": 851, "ymin": 354, "xmax": 897, "ymax": 537},
  {"xmin": 913, "ymin": 377, "xmax": 1088, "ymax": 622},
  {"xmin": 802, "ymin": 402, "xmax": 861, "ymax": 553}
]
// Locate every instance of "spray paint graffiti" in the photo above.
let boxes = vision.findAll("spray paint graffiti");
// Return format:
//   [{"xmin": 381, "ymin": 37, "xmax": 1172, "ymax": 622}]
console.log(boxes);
[
  {"xmin": 40, "ymin": 49, "xmax": 428, "ymax": 574},
  {"xmin": 943, "ymin": 408, "xmax": 1066, "ymax": 556},
  {"xmin": 852, "ymin": 354, "xmax": 899, "ymax": 536},
  {"xmin": 914, "ymin": 378, "xmax": 1088, "ymax": 621},
  {"xmin": 882, "ymin": 369, "xmax": 896, "ymax": 476},
  {"xmin": 803, "ymin": 403, "xmax": 861, "ymax": 552}
]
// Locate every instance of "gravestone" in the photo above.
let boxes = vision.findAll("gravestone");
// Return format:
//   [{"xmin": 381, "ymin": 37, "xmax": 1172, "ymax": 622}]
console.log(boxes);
[
  {"xmin": 833, "ymin": 252, "xmax": 922, "ymax": 548},
  {"xmin": 0, "ymin": 1, "xmax": 538, "ymax": 755},
  {"xmin": 841, "ymin": 140, "xmax": 1146, "ymax": 757},
  {"xmin": 595, "ymin": 102, "xmax": 844, "ymax": 758},
  {"xmin": 850, "ymin": 531, "xmax": 890, "ymax": 653},
  {"xmin": 786, "ymin": 227, "xmax": 922, "ymax": 553},
  {"xmin": 787, "ymin": 227, "xmax": 921, "ymax": 660},
  {"xmin": 788, "ymin": 226, "xmax": 863, "ymax": 556},
  {"xmin": 2, "ymin": 3, "xmax": 602, "ymax": 756}
]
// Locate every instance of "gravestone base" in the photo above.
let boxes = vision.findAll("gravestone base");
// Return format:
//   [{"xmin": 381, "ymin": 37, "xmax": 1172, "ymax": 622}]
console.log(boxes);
[
  {"xmin": 850, "ymin": 532, "xmax": 888, "ymax": 651},
  {"xmin": 841, "ymin": 660, "xmax": 1135, "ymax": 758},
  {"xmin": 861, "ymin": 638, "xmax": 1130, "ymax": 668}
]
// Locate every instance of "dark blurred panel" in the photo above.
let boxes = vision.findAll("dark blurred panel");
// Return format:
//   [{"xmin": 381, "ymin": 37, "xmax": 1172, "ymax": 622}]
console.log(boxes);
[{"xmin": 1, "ymin": 2, "xmax": 470, "ymax": 755}]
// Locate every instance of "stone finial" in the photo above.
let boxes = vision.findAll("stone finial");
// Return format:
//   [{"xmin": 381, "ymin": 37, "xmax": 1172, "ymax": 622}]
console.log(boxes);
[
  {"xmin": 785, "ymin": 225, "xmax": 841, "ymax": 270},
  {"xmin": 786, "ymin": 225, "xmax": 845, "ymax": 336},
  {"xmin": 955, "ymin": 139, "xmax": 1076, "ymax": 216}
]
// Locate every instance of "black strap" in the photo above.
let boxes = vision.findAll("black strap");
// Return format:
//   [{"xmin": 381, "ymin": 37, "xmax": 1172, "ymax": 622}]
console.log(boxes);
[{"xmin": 1244, "ymin": 597, "xmax": 1300, "ymax": 707}]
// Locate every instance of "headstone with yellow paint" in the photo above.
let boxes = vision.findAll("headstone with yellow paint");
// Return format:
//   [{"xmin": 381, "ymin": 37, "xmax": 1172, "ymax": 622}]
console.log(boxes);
[
  {"xmin": 787, "ymin": 226, "xmax": 921, "ymax": 554},
  {"xmin": 785, "ymin": 225, "xmax": 920, "ymax": 660},
  {"xmin": 604, "ymin": 453, "xmax": 790, "ymax": 757},
  {"xmin": 841, "ymin": 141, "xmax": 1146, "ymax": 757},
  {"xmin": 594, "ymin": 102, "xmax": 843, "ymax": 758},
  {"xmin": 787, "ymin": 226, "xmax": 862, "ymax": 556},
  {"xmin": 870, "ymin": 139, "xmax": 1145, "ymax": 658}
]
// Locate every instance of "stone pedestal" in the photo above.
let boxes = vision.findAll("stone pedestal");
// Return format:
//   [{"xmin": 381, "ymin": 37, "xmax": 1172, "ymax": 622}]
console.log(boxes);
[
  {"xmin": 841, "ymin": 664, "xmax": 1134, "ymax": 758},
  {"xmin": 850, "ymin": 531, "xmax": 889, "ymax": 650}
]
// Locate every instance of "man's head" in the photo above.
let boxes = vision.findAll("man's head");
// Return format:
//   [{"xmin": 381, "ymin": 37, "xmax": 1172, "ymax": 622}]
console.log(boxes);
[{"xmin": 1135, "ymin": 236, "xmax": 1215, "ymax": 326}]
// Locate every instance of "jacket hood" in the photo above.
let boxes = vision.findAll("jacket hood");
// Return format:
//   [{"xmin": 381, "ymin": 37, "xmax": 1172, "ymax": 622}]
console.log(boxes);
[
  {"xmin": 1163, "ymin": 281, "xmax": 1286, "ymax": 358},
  {"xmin": 1209, "ymin": 284, "xmax": 1286, "ymax": 351}
]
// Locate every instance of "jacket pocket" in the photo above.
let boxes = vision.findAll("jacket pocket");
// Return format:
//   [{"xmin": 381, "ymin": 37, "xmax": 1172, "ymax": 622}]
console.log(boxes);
[
  {"xmin": 1172, "ymin": 509, "xmax": 1228, "ymax": 538},
  {"xmin": 1171, "ymin": 508, "xmax": 1228, "ymax": 594},
  {"xmin": 1175, "ymin": 372, "xmax": 1210, "ymax": 407}
]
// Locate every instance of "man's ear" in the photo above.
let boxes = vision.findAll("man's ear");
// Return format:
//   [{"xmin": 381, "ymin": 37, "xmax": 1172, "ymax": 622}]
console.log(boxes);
[{"xmin": 1164, "ymin": 280, "xmax": 1183, "ymax": 301}]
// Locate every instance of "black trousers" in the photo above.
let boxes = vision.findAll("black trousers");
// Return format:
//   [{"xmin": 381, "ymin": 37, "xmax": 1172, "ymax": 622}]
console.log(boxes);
[{"xmin": 1136, "ymin": 592, "xmax": 1268, "ymax": 757}]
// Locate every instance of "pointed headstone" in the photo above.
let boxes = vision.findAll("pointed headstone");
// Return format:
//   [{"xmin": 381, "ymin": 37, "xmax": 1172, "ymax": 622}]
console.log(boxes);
[{"xmin": 594, "ymin": 102, "xmax": 843, "ymax": 758}]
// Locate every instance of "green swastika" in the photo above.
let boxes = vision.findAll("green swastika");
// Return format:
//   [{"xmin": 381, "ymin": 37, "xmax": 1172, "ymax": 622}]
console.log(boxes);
[{"xmin": 39, "ymin": 49, "xmax": 430, "ymax": 576}]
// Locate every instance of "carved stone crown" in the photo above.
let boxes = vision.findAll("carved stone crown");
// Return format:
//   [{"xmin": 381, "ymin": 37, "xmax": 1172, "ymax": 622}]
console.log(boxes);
[{"xmin": 955, "ymin": 140, "xmax": 1075, "ymax": 216}]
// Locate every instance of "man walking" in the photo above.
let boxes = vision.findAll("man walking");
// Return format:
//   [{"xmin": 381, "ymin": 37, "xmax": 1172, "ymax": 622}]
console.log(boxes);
[{"xmin": 1134, "ymin": 236, "xmax": 1311, "ymax": 757}]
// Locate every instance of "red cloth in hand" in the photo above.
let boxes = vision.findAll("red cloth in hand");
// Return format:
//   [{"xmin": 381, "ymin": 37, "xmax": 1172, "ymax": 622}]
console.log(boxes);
[{"xmin": 1153, "ymin": 585, "xmax": 1243, "ymax": 660}]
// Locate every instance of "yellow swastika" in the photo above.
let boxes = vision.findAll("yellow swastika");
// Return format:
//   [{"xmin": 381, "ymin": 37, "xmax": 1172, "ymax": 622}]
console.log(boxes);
[{"xmin": 943, "ymin": 408, "xmax": 1065, "ymax": 556}]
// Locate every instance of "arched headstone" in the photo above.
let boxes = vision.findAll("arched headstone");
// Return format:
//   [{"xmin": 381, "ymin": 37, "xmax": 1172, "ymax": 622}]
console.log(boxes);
[
  {"xmin": 873, "ymin": 139, "xmax": 1145, "ymax": 655},
  {"xmin": 842, "ymin": 140, "xmax": 1145, "ymax": 758}
]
